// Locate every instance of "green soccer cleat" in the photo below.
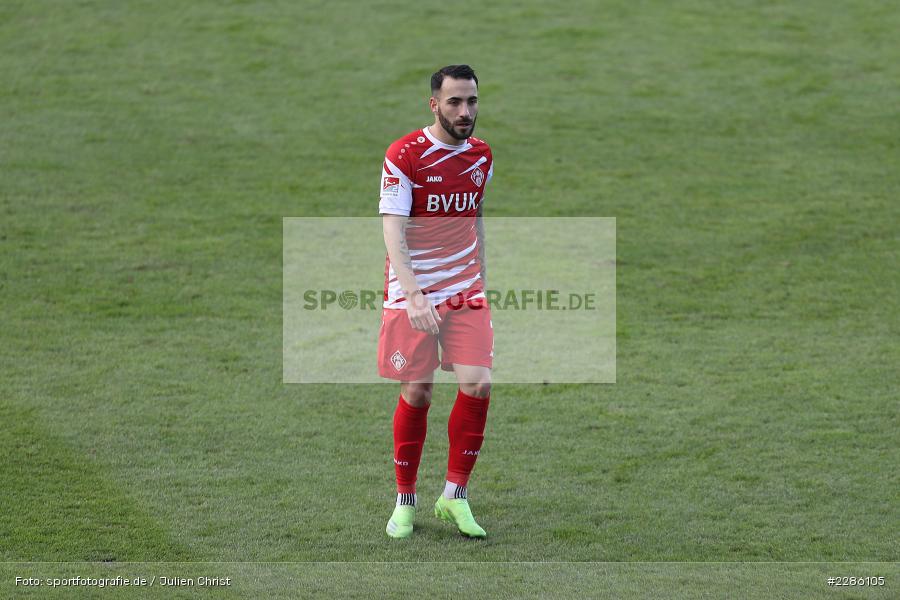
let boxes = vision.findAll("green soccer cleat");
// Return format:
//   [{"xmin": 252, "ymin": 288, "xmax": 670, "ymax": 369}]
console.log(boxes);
[
  {"xmin": 434, "ymin": 496, "xmax": 487, "ymax": 538},
  {"xmin": 386, "ymin": 504, "xmax": 416, "ymax": 539}
]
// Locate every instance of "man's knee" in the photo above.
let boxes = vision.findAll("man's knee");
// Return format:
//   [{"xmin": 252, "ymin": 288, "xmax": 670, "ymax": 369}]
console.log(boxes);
[
  {"xmin": 460, "ymin": 380, "xmax": 491, "ymax": 399},
  {"xmin": 401, "ymin": 383, "xmax": 433, "ymax": 407}
]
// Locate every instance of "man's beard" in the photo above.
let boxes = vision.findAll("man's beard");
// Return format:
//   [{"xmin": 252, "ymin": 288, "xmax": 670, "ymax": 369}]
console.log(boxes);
[{"xmin": 437, "ymin": 108, "xmax": 476, "ymax": 141}]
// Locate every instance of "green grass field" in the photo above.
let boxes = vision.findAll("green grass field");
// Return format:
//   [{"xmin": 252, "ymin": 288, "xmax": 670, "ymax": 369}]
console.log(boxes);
[{"xmin": 1, "ymin": 0, "xmax": 898, "ymax": 597}]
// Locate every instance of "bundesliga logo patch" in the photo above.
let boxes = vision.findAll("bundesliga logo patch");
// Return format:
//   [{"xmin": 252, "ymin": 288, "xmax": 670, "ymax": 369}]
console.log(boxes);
[{"xmin": 382, "ymin": 176, "xmax": 400, "ymax": 197}]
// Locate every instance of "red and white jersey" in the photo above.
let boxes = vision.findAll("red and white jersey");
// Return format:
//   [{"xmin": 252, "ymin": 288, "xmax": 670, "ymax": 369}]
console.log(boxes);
[{"xmin": 379, "ymin": 126, "xmax": 493, "ymax": 309}]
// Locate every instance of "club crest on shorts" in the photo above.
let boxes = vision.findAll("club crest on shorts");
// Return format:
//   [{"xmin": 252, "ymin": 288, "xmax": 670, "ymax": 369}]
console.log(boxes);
[
  {"xmin": 382, "ymin": 176, "xmax": 400, "ymax": 196},
  {"xmin": 470, "ymin": 168, "xmax": 484, "ymax": 187},
  {"xmin": 391, "ymin": 350, "xmax": 407, "ymax": 371}
]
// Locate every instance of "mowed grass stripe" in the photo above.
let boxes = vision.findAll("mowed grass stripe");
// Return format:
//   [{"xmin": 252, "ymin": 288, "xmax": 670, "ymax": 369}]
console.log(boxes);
[{"xmin": 0, "ymin": 401, "xmax": 191, "ymax": 562}]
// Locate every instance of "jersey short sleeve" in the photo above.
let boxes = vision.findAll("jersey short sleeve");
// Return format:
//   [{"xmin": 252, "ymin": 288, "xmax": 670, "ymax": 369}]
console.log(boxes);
[{"xmin": 379, "ymin": 141, "xmax": 415, "ymax": 216}]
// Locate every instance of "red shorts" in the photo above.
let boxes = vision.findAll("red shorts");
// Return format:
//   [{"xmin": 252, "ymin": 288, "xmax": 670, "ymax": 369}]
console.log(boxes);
[{"xmin": 378, "ymin": 295, "xmax": 493, "ymax": 381}]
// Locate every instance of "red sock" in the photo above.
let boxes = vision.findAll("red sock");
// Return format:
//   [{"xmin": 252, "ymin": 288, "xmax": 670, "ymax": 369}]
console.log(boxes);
[
  {"xmin": 446, "ymin": 388, "xmax": 490, "ymax": 487},
  {"xmin": 393, "ymin": 395, "xmax": 429, "ymax": 494}
]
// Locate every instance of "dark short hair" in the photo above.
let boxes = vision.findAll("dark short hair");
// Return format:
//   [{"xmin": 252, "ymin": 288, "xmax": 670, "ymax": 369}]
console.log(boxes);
[{"xmin": 430, "ymin": 65, "xmax": 478, "ymax": 94}]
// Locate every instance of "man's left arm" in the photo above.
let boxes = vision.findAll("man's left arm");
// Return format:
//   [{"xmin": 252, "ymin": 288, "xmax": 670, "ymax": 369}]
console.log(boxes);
[{"xmin": 476, "ymin": 199, "xmax": 486, "ymax": 288}]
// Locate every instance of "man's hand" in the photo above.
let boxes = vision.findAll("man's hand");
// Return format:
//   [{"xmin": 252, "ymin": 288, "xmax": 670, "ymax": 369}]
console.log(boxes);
[{"xmin": 406, "ymin": 289, "xmax": 442, "ymax": 335}]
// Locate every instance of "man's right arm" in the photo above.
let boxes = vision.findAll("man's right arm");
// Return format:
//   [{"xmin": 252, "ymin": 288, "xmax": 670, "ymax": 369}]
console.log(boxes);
[{"xmin": 382, "ymin": 214, "xmax": 441, "ymax": 335}]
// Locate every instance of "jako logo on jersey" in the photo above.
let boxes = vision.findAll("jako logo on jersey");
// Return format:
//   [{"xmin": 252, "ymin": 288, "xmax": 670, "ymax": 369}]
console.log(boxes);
[
  {"xmin": 393, "ymin": 457, "xmax": 409, "ymax": 466},
  {"xmin": 382, "ymin": 176, "xmax": 400, "ymax": 196},
  {"xmin": 462, "ymin": 450, "xmax": 480, "ymax": 456},
  {"xmin": 471, "ymin": 168, "xmax": 484, "ymax": 187},
  {"xmin": 426, "ymin": 193, "xmax": 479, "ymax": 213},
  {"xmin": 426, "ymin": 175, "xmax": 443, "ymax": 183}
]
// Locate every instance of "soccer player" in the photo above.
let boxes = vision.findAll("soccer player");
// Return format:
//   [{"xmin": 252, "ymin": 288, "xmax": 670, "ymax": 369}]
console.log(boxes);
[{"xmin": 378, "ymin": 65, "xmax": 494, "ymax": 539}]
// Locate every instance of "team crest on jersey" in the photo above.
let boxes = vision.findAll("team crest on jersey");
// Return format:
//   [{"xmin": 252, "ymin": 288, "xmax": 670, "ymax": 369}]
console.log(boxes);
[
  {"xmin": 470, "ymin": 168, "xmax": 484, "ymax": 187},
  {"xmin": 391, "ymin": 350, "xmax": 407, "ymax": 371},
  {"xmin": 382, "ymin": 176, "xmax": 400, "ymax": 196}
]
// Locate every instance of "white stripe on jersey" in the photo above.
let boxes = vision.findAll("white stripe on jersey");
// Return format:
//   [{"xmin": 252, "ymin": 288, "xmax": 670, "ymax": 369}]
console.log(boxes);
[
  {"xmin": 420, "ymin": 143, "xmax": 443, "ymax": 159},
  {"xmin": 386, "ymin": 240, "xmax": 477, "ymax": 299},
  {"xmin": 409, "ymin": 239, "xmax": 477, "ymax": 271},
  {"xmin": 385, "ymin": 273, "xmax": 483, "ymax": 309},
  {"xmin": 418, "ymin": 143, "xmax": 472, "ymax": 171},
  {"xmin": 409, "ymin": 246, "xmax": 442, "ymax": 256},
  {"xmin": 388, "ymin": 259, "xmax": 476, "ymax": 293},
  {"xmin": 458, "ymin": 156, "xmax": 487, "ymax": 175}
]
